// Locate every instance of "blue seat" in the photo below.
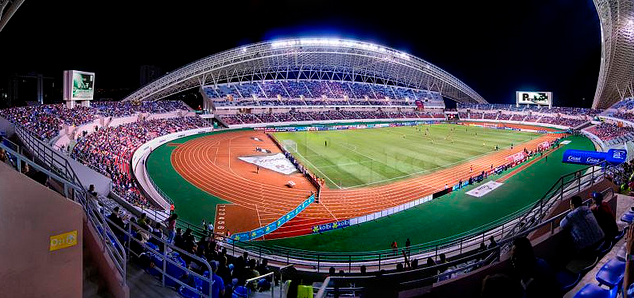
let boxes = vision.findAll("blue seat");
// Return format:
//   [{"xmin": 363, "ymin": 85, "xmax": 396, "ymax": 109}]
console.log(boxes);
[
  {"xmin": 556, "ymin": 269, "xmax": 581, "ymax": 293},
  {"xmin": 614, "ymin": 228, "xmax": 627, "ymax": 243},
  {"xmin": 165, "ymin": 255, "xmax": 187, "ymax": 288},
  {"xmin": 178, "ymin": 285, "xmax": 201, "ymax": 298},
  {"xmin": 146, "ymin": 242, "xmax": 159, "ymax": 253},
  {"xmin": 597, "ymin": 241, "xmax": 613, "ymax": 257},
  {"xmin": 596, "ymin": 259, "xmax": 625, "ymax": 288},
  {"xmin": 573, "ymin": 284, "xmax": 617, "ymax": 298},
  {"xmin": 621, "ymin": 212, "xmax": 634, "ymax": 223},
  {"xmin": 146, "ymin": 254, "xmax": 164, "ymax": 277},
  {"xmin": 201, "ymin": 271, "xmax": 210, "ymax": 296},
  {"xmin": 232, "ymin": 286, "xmax": 250, "ymax": 298}
]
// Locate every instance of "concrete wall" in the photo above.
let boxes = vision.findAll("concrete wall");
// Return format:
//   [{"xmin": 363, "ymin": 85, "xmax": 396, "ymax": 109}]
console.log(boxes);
[{"xmin": 0, "ymin": 162, "xmax": 83, "ymax": 297}]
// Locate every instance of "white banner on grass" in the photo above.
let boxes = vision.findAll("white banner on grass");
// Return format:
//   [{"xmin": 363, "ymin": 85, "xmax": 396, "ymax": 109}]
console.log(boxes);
[{"xmin": 466, "ymin": 181, "xmax": 504, "ymax": 198}]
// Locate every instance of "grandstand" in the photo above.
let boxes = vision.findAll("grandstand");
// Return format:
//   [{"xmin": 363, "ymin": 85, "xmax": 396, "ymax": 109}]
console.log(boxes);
[
  {"xmin": 5, "ymin": 22, "xmax": 634, "ymax": 298},
  {"xmin": 7, "ymin": 76, "xmax": 634, "ymax": 298}
]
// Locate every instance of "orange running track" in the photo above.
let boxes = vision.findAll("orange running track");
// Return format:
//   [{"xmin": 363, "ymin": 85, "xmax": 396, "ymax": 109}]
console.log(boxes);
[{"xmin": 170, "ymin": 125, "xmax": 563, "ymax": 239}]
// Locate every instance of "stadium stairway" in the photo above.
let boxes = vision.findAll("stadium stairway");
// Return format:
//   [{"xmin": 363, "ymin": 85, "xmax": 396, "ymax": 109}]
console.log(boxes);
[{"xmin": 83, "ymin": 242, "xmax": 112, "ymax": 298}]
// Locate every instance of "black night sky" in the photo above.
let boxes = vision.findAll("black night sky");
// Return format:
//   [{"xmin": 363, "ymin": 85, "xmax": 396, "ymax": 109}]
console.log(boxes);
[{"xmin": 0, "ymin": 0, "xmax": 601, "ymax": 107}]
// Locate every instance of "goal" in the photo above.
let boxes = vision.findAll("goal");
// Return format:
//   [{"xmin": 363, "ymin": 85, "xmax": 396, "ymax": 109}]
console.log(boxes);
[{"xmin": 281, "ymin": 139, "xmax": 298, "ymax": 153}]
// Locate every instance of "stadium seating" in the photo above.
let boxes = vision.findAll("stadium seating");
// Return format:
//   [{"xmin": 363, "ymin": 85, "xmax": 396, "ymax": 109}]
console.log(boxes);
[
  {"xmin": 202, "ymin": 81, "xmax": 445, "ymax": 110},
  {"xmin": 71, "ymin": 116, "xmax": 210, "ymax": 207},
  {"xmin": 0, "ymin": 100, "xmax": 191, "ymax": 141}
]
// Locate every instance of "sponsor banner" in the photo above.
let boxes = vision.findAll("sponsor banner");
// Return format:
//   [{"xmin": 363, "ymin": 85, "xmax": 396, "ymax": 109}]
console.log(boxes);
[
  {"xmin": 263, "ymin": 121, "xmax": 430, "ymax": 133},
  {"xmin": 229, "ymin": 232, "xmax": 251, "ymax": 242},
  {"xmin": 230, "ymin": 194, "xmax": 315, "ymax": 242},
  {"xmin": 238, "ymin": 153, "xmax": 297, "ymax": 175},
  {"xmin": 466, "ymin": 181, "xmax": 504, "ymax": 198},
  {"xmin": 607, "ymin": 149, "xmax": 627, "ymax": 164},
  {"xmin": 562, "ymin": 149, "xmax": 625, "ymax": 165},
  {"xmin": 506, "ymin": 152, "xmax": 525, "ymax": 163},
  {"xmin": 312, "ymin": 219, "xmax": 351, "ymax": 233}
]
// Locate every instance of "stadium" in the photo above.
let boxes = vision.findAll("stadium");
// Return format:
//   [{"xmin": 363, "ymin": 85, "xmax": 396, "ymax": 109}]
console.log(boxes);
[{"xmin": 4, "ymin": 1, "xmax": 634, "ymax": 298}]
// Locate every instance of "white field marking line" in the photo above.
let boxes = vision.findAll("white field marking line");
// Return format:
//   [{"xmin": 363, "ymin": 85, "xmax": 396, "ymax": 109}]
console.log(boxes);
[
  {"xmin": 292, "ymin": 147, "xmax": 342, "ymax": 189},
  {"xmin": 213, "ymin": 147, "xmax": 219, "ymax": 164},
  {"xmin": 339, "ymin": 147, "xmax": 506, "ymax": 189},
  {"xmin": 320, "ymin": 202, "xmax": 339, "ymax": 221},
  {"xmin": 255, "ymin": 203, "xmax": 263, "ymax": 227}
]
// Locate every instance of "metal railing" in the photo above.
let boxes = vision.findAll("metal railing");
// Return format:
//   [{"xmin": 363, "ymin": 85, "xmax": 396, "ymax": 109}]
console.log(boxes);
[
  {"xmin": 0, "ymin": 140, "xmax": 220, "ymax": 297},
  {"xmin": 314, "ymin": 187, "xmax": 616, "ymax": 297},
  {"xmin": 14, "ymin": 125, "xmax": 84, "ymax": 189},
  {"xmin": 217, "ymin": 160, "xmax": 612, "ymax": 273},
  {"xmin": 0, "ymin": 141, "xmax": 126, "ymax": 284}
]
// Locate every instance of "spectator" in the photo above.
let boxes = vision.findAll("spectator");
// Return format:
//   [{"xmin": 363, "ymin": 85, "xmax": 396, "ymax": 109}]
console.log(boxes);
[
  {"xmin": 173, "ymin": 227, "xmax": 184, "ymax": 248},
  {"xmin": 165, "ymin": 213, "xmax": 178, "ymax": 243},
  {"xmin": 209, "ymin": 261, "xmax": 225, "ymax": 298},
  {"xmin": 107, "ymin": 206, "xmax": 125, "ymax": 238},
  {"xmin": 590, "ymin": 192, "xmax": 619, "ymax": 241},
  {"xmin": 487, "ymin": 236, "xmax": 500, "ymax": 262},
  {"xmin": 560, "ymin": 195, "xmax": 605, "ymax": 254},
  {"xmin": 510, "ymin": 237, "xmax": 560, "ymax": 298},
  {"xmin": 256, "ymin": 259, "xmax": 270, "ymax": 276}
]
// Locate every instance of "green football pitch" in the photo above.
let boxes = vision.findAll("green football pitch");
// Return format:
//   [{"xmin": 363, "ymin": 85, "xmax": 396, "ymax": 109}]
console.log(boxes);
[
  {"xmin": 272, "ymin": 124, "xmax": 540, "ymax": 188},
  {"xmin": 259, "ymin": 134, "xmax": 594, "ymax": 252}
]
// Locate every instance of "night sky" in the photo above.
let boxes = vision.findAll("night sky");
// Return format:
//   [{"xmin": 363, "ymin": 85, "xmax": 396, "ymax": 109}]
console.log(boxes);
[{"xmin": 0, "ymin": 0, "xmax": 601, "ymax": 107}]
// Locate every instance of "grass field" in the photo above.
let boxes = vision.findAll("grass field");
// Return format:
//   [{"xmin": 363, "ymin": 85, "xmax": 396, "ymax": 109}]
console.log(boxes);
[
  {"xmin": 273, "ymin": 124, "xmax": 540, "ymax": 188},
  {"xmin": 259, "ymin": 134, "xmax": 594, "ymax": 252}
]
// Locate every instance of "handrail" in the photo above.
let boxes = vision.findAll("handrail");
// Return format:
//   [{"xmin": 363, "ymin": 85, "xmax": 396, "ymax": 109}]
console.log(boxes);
[
  {"xmin": 0, "ymin": 141, "xmax": 224, "ymax": 296},
  {"xmin": 314, "ymin": 187, "xmax": 615, "ymax": 297},
  {"xmin": 14, "ymin": 124, "xmax": 84, "ymax": 190},
  {"xmin": 0, "ymin": 141, "xmax": 127, "ymax": 286},
  {"xmin": 220, "ymin": 158, "xmax": 612, "ymax": 265}
]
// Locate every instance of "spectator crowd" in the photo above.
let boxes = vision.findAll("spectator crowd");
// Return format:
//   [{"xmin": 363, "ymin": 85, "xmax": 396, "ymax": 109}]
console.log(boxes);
[{"xmin": 72, "ymin": 116, "xmax": 209, "ymax": 207}]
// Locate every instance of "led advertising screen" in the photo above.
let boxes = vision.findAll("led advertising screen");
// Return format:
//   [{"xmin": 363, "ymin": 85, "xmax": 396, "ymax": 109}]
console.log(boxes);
[
  {"xmin": 516, "ymin": 91, "xmax": 552, "ymax": 107},
  {"xmin": 63, "ymin": 70, "xmax": 95, "ymax": 101}
]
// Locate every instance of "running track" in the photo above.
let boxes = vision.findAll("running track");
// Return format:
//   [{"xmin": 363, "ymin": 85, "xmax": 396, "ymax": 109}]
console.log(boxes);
[{"xmin": 170, "ymin": 126, "xmax": 563, "ymax": 239}]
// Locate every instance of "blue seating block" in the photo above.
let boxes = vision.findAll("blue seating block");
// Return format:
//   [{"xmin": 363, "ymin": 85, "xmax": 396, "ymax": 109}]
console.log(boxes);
[
  {"xmin": 621, "ymin": 212, "xmax": 634, "ymax": 223},
  {"xmin": 178, "ymin": 285, "xmax": 200, "ymax": 298},
  {"xmin": 573, "ymin": 284, "xmax": 617, "ymax": 298},
  {"xmin": 596, "ymin": 259, "xmax": 625, "ymax": 288},
  {"xmin": 165, "ymin": 255, "xmax": 187, "ymax": 288},
  {"xmin": 556, "ymin": 269, "xmax": 581, "ymax": 293}
]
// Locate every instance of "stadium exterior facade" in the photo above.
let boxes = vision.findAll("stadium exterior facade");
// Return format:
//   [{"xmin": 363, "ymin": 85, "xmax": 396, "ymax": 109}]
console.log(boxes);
[
  {"xmin": 592, "ymin": 0, "xmax": 634, "ymax": 109},
  {"xmin": 122, "ymin": 38, "xmax": 487, "ymax": 104}
]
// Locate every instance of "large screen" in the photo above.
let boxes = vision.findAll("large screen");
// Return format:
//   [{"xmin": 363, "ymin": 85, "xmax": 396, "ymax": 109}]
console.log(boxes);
[
  {"xmin": 516, "ymin": 91, "xmax": 552, "ymax": 107},
  {"xmin": 63, "ymin": 70, "xmax": 95, "ymax": 101}
]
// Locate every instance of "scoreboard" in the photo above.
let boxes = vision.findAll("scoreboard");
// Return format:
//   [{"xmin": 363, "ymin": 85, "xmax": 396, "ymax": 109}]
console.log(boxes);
[{"xmin": 516, "ymin": 91, "xmax": 552, "ymax": 108}]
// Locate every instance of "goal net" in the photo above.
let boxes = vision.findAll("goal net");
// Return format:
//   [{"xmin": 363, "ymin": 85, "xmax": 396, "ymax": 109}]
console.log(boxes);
[{"xmin": 281, "ymin": 139, "xmax": 298, "ymax": 153}]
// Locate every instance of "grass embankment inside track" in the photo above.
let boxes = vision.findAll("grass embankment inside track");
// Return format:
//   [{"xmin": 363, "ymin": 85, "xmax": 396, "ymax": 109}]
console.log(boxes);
[
  {"xmin": 273, "ymin": 124, "xmax": 539, "ymax": 188},
  {"xmin": 146, "ymin": 131, "xmax": 229, "ymax": 226},
  {"xmin": 258, "ymin": 135, "xmax": 594, "ymax": 252}
]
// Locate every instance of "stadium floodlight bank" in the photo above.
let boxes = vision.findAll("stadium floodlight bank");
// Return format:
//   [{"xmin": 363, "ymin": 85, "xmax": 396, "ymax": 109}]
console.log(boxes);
[{"xmin": 121, "ymin": 38, "xmax": 487, "ymax": 105}]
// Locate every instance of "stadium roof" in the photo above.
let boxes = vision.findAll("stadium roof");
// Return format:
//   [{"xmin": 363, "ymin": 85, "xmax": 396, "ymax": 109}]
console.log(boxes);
[
  {"xmin": 0, "ymin": 0, "xmax": 25, "ymax": 33},
  {"xmin": 592, "ymin": 0, "xmax": 634, "ymax": 109},
  {"xmin": 122, "ymin": 38, "xmax": 488, "ymax": 104}
]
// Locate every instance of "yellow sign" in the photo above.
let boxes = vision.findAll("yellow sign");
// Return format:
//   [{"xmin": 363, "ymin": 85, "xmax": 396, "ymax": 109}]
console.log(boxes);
[{"xmin": 50, "ymin": 230, "xmax": 78, "ymax": 251}]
